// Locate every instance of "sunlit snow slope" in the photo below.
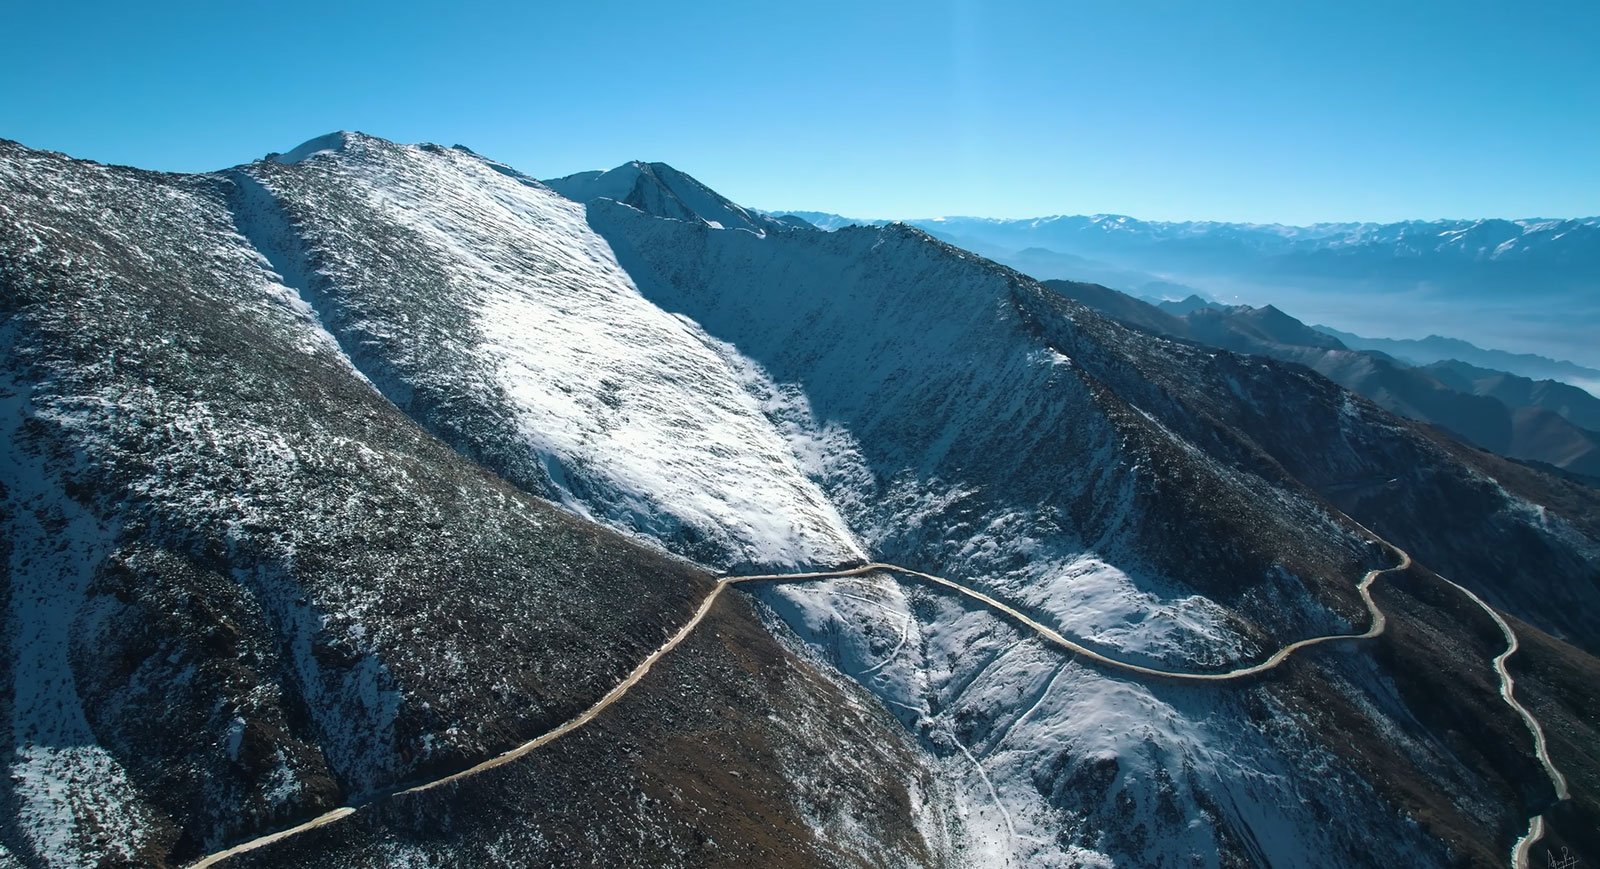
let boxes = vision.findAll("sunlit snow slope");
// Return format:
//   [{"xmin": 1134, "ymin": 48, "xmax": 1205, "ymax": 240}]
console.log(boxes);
[
  {"xmin": 237, "ymin": 134, "xmax": 862, "ymax": 571},
  {"xmin": 224, "ymin": 138, "xmax": 1596, "ymax": 867}
]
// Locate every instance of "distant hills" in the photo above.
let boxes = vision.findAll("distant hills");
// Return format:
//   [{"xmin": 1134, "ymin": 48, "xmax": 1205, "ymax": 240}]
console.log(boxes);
[
  {"xmin": 1042, "ymin": 279, "xmax": 1600, "ymax": 478},
  {"xmin": 776, "ymin": 210, "xmax": 1600, "ymax": 369},
  {"xmin": 1313, "ymin": 326, "xmax": 1600, "ymax": 390}
]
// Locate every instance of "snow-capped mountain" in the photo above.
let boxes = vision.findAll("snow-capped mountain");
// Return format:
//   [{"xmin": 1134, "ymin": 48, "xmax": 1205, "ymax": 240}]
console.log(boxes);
[
  {"xmin": 0, "ymin": 136, "xmax": 932, "ymax": 868},
  {"xmin": 544, "ymin": 160, "xmax": 812, "ymax": 237},
  {"xmin": 886, "ymin": 214, "xmax": 1600, "ymax": 267},
  {"xmin": 3, "ymin": 135, "xmax": 1597, "ymax": 868},
  {"xmin": 778, "ymin": 211, "xmax": 1600, "ymax": 261}
]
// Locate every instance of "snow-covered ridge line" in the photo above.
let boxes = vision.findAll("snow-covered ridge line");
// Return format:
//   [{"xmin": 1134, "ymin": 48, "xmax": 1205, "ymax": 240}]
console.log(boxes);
[{"xmin": 235, "ymin": 133, "xmax": 867, "ymax": 573}]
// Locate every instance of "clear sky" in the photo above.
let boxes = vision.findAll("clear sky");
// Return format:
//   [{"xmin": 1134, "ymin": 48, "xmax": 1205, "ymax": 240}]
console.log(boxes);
[{"xmin": 3, "ymin": 0, "xmax": 1596, "ymax": 223}]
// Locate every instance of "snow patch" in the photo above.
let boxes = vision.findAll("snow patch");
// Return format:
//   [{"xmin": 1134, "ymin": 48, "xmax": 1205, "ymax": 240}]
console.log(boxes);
[{"xmin": 270, "ymin": 132, "xmax": 354, "ymax": 165}]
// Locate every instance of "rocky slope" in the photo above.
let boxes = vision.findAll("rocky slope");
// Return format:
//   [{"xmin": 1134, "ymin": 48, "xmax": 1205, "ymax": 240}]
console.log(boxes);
[
  {"xmin": 1, "ymin": 136, "xmax": 1595, "ymax": 867},
  {"xmin": 1045, "ymin": 279, "xmax": 1600, "ymax": 479},
  {"xmin": 569, "ymin": 168, "xmax": 1599, "ymax": 865},
  {"xmin": 0, "ymin": 137, "xmax": 934, "ymax": 867}
]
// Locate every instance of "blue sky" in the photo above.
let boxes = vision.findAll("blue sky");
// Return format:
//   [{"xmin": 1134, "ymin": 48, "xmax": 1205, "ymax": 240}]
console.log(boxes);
[{"xmin": 3, "ymin": 0, "xmax": 1596, "ymax": 223}]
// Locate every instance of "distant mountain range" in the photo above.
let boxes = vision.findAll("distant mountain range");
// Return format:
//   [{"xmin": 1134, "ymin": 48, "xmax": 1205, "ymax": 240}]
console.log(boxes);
[
  {"xmin": 1043, "ymin": 279, "xmax": 1600, "ymax": 478},
  {"xmin": 774, "ymin": 210, "xmax": 1600, "ymax": 370},
  {"xmin": 1313, "ymin": 326, "xmax": 1600, "ymax": 390}
]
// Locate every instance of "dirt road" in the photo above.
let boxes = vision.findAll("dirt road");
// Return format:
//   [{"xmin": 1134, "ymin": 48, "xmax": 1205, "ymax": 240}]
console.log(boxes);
[{"xmin": 190, "ymin": 546, "xmax": 1566, "ymax": 868}]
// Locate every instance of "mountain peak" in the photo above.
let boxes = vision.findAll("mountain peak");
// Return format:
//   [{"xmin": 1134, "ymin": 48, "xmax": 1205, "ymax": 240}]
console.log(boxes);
[
  {"xmin": 1156, "ymin": 294, "xmax": 1226, "ymax": 316},
  {"xmin": 543, "ymin": 161, "xmax": 807, "ymax": 236},
  {"xmin": 268, "ymin": 131, "xmax": 366, "ymax": 165}
]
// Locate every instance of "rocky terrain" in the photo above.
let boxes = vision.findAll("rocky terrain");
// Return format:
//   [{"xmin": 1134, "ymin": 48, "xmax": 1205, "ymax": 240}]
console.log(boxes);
[
  {"xmin": 0, "ymin": 134, "xmax": 1595, "ymax": 867},
  {"xmin": 1044, "ymin": 279, "xmax": 1600, "ymax": 479},
  {"xmin": 0, "ymin": 138, "xmax": 933, "ymax": 867}
]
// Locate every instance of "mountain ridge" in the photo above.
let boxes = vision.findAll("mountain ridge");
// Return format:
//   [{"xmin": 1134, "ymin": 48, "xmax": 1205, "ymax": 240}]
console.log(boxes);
[
  {"xmin": 1314, "ymin": 325, "xmax": 1600, "ymax": 390},
  {"xmin": 776, "ymin": 209, "xmax": 1600, "ymax": 241},
  {"xmin": 1042, "ymin": 278, "xmax": 1600, "ymax": 478},
  {"xmin": 3, "ymin": 132, "xmax": 1597, "ymax": 867},
  {"xmin": 772, "ymin": 207, "xmax": 1600, "ymax": 369}
]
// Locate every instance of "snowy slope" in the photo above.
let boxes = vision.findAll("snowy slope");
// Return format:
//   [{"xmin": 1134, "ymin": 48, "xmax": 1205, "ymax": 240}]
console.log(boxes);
[
  {"xmin": 0, "ymin": 343, "xmax": 160, "ymax": 865},
  {"xmin": 0, "ymin": 137, "xmax": 936, "ymax": 867},
  {"xmin": 249, "ymin": 140, "xmax": 1465, "ymax": 864},
  {"xmin": 239, "ymin": 134, "xmax": 861, "ymax": 571},
  {"xmin": 573, "ymin": 174, "xmax": 1598, "ymax": 864},
  {"xmin": 574, "ymin": 204, "xmax": 1466, "ymax": 866}
]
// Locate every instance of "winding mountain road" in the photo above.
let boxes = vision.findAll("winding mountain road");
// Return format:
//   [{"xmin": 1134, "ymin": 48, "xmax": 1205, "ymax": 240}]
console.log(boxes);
[
  {"xmin": 190, "ymin": 545, "xmax": 1567, "ymax": 869},
  {"xmin": 1434, "ymin": 574, "xmax": 1570, "ymax": 869},
  {"xmin": 752, "ymin": 553, "xmax": 1408, "ymax": 682}
]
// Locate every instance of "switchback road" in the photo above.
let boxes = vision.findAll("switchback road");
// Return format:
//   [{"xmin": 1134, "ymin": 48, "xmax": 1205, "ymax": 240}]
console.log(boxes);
[{"xmin": 191, "ymin": 545, "xmax": 1566, "ymax": 868}]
